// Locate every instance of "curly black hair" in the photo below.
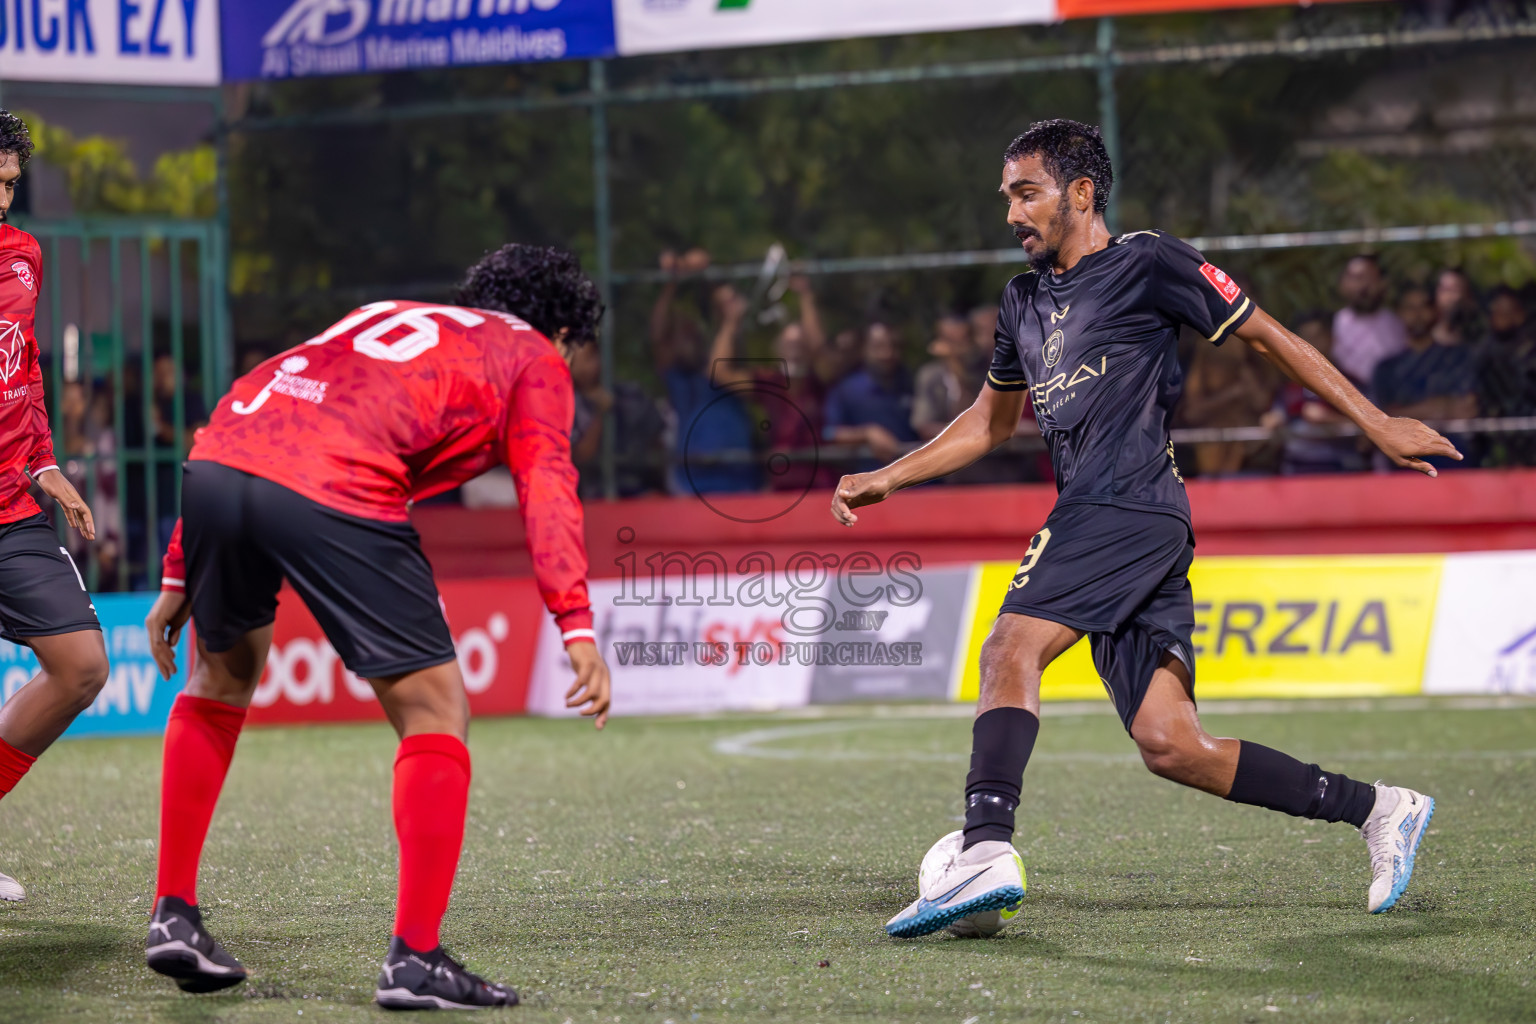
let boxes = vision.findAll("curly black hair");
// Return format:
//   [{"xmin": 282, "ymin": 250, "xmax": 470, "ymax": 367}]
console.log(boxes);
[
  {"xmin": 456, "ymin": 243, "xmax": 604, "ymax": 344},
  {"xmin": 1003, "ymin": 119, "xmax": 1113, "ymax": 214},
  {"xmin": 0, "ymin": 110, "xmax": 34, "ymax": 168}
]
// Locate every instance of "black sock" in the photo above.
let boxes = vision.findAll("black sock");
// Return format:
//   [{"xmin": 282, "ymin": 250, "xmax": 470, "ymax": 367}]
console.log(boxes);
[
  {"xmin": 961, "ymin": 707, "xmax": 1040, "ymax": 849},
  {"xmin": 1226, "ymin": 741, "xmax": 1377, "ymax": 828}
]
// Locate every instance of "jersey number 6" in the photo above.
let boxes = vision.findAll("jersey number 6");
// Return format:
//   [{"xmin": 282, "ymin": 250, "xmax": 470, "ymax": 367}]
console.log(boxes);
[{"xmin": 304, "ymin": 301, "xmax": 487, "ymax": 362}]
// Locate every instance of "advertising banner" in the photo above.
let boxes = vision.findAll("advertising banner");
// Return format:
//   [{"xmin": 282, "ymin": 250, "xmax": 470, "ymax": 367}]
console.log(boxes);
[
  {"xmin": 222, "ymin": 0, "xmax": 616, "ymax": 82},
  {"xmin": 1424, "ymin": 551, "xmax": 1536, "ymax": 696},
  {"xmin": 526, "ymin": 551, "xmax": 958, "ymax": 716},
  {"xmin": 806, "ymin": 564, "xmax": 971, "ymax": 704},
  {"xmin": 1056, "ymin": 0, "xmax": 1363, "ymax": 18},
  {"xmin": 0, "ymin": 593, "xmax": 189, "ymax": 738},
  {"xmin": 0, "ymin": 0, "xmax": 220, "ymax": 85},
  {"xmin": 954, "ymin": 555, "xmax": 1444, "ymax": 703},
  {"xmin": 244, "ymin": 578, "xmax": 545, "ymax": 725},
  {"xmin": 613, "ymin": 0, "xmax": 1053, "ymax": 58}
]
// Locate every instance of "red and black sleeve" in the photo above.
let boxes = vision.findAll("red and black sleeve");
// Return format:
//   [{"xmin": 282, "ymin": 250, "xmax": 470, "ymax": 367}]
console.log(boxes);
[{"xmin": 161, "ymin": 518, "xmax": 186, "ymax": 593}]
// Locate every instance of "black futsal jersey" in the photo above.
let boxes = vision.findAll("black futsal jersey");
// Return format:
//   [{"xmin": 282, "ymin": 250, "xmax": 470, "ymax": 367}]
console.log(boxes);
[{"xmin": 987, "ymin": 230, "xmax": 1254, "ymax": 526}]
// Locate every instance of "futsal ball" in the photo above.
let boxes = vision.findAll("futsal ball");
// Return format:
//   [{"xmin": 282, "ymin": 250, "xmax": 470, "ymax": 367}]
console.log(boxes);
[{"xmin": 919, "ymin": 829, "xmax": 1025, "ymax": 938}]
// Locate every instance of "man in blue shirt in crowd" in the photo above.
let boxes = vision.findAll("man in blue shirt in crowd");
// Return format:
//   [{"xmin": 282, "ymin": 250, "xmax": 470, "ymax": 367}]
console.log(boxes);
[
  {"xmin": 649, "ymin": 251, "xmax": 759, "ymax": 495},
  {"xmin": 824, "ymin": 322, "xmax": 918, "ymax": 473}
]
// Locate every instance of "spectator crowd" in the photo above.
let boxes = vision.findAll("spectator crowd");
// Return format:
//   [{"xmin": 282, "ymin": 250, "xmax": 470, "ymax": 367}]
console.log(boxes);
[
  {"xmin": 36, "ymin": 250, "xmax": 1536, "ymax": 579},
  {"xmin": 566, "ymin": 249, "xmax": 1536, "ymax": 499}
]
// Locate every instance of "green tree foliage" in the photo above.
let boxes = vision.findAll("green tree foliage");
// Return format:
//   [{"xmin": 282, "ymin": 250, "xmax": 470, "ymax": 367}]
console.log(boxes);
[
  {"xmin": 225, "ymin": 6, "xmax": 1536, "ymax": 373},
  {"xmin": 22, "ymin": 113, "xmax": 217, "ymax": 218}
]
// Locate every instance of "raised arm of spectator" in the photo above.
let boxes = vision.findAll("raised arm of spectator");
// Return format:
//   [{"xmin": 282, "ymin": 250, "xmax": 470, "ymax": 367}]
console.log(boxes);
[
  {"xmin": 707, "ymin": 284, "xmax": 752, "ymax": 388},
  {"xmin": 649, "ymin": 252, "xmax": 681, "ymax": 372},
  {"xmin": 788, "ymin": 275, "xmax": 826, "ymax": 358},
  {"xmin": 651, "ymin": 248, "xmax": 711, "ymax": 374}
]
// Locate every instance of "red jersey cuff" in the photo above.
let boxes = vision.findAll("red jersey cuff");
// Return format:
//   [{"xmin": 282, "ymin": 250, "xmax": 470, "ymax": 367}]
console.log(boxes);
[
  {"xmin": 160, "ymin": 578, "xmax": 186, "ymax": 594},
  {"xmin": 556, "ymin": 608, "xmax": 595, "ymax": 646}
]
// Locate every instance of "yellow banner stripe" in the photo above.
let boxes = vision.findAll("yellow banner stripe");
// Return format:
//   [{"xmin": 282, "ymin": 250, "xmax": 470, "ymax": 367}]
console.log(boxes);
[{"xmin": 955, "ymin": 554, "xmax": 1443, "ymax": 704}]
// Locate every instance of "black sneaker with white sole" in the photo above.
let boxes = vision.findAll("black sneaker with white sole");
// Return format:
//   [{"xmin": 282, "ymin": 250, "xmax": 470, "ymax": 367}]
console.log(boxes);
[
  {"xmin": 375, "ymin": 936, "xmax": 519, "ymax": 1011},
  {"xmin": 145, "ymin": 895, "xmax": 247, "ymax": 993}
]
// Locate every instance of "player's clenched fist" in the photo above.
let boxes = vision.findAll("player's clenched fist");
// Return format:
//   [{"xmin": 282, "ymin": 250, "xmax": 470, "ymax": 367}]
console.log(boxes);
[{"xmin": 831, "ymin": 471, "xmax": 895, "ymax": 527}]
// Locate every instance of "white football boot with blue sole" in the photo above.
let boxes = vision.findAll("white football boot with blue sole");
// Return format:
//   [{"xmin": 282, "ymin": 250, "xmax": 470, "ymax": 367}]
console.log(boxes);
[
  {"xmin": 1361, "ymin": 782, "xmax": 1435, "ymax": 913},
  {"xmin": 886, "ymin": 838, "xmax": 1026, "ymax": 939}
]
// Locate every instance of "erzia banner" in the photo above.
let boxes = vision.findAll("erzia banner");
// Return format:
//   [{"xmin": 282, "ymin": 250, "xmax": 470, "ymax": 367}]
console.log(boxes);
[{"xmin": 955, "ymin": 555, "xmax": 1444, "ymax": 702}]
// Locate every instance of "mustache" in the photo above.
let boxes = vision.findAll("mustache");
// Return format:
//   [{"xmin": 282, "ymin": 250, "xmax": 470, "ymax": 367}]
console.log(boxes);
[{"xmin": 1012, "ymin": 224, "xmax": 1040, "ymax": 242}]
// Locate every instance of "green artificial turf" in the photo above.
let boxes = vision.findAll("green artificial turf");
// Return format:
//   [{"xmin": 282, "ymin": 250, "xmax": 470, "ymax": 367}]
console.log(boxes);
[{"xmin": 1, "ymin": 697, "xmax": 1533, "ymax": 1023}]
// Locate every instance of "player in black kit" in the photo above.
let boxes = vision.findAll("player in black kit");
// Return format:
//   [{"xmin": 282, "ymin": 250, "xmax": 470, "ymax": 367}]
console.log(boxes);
[{"xmin": 832, "ymin": 120, "xmax": 1457, "ymax": 937}]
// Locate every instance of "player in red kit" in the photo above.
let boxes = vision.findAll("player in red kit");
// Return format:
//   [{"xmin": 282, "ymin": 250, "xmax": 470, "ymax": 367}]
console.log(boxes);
[
  {"xmin": 141, "ymin": 244, "xmax": 612, "ymax": 1009},
  {"xmin": 0, "ymin": 112, "xmax": 110, "ymax": 903}
]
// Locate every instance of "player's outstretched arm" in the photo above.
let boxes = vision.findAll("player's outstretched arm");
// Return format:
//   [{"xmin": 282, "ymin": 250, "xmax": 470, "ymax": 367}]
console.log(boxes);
[
  {"xmin": 1234, "ymin": 307, "xmax": 1461, "ymax": 477},
  {"xmin": 831, "ymin": 384, "xmax": 1026, "ymax": 526}
]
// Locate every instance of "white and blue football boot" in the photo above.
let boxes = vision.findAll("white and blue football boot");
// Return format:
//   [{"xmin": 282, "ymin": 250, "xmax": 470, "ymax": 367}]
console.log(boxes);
[
  {"xmin": 886, "ymin": 834, "xmax": 1026, "ymax": 939},
  {"xmin": 1361, "ymin": 782, "xmax": 1435, "ymax": 913}
]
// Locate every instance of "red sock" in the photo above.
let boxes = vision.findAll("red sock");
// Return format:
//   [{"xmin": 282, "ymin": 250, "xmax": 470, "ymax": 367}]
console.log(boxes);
[
  {"xmin": 0, "ymin": 737, "xmax": 36, "ymax": 800},
  {"xmin": 156, "ymin": 694, "xmax": 247, "ymax": 904},
  {"xmin": 392, "ymin": 733, "xmax": 471, "ymax": 952}
]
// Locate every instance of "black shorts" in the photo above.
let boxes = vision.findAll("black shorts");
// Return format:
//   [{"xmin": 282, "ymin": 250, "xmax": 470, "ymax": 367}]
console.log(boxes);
[
  {"xmin": 0, "ymin": 513, "xmax": 100, "ymax": 643},
  {"xmin": 181, "ymin": 461, "xmax": 455, "ymax": 678},
  {"xmin": 997, "ymin": 502, "xmax": 1196, "ymax": 732}
]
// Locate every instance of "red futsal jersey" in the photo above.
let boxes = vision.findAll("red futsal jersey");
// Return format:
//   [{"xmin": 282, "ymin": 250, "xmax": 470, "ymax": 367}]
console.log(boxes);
[
  {"xmin": 164, "ymin": 300, "xmax": 593, "ymax": 638},
  {"xmin": 0, "ymin": 225, "xmax": 57, "ymax": 524}
]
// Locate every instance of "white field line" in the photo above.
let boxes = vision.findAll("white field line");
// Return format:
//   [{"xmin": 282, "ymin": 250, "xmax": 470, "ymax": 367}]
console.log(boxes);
[
  {"xmin": 717, "ymin": 694, "xmax": 1536, "ymax": 723},
  {"xmin": 712, "ymin": 717, "xmax": 1536, "ymax": 765}
]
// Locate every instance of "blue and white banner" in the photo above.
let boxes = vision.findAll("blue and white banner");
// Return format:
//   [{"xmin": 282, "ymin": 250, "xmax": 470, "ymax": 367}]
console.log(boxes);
[
  {"xmin": 222, "ymin": 0, "xmax": 615, "ymax": 81},
  {"xmin": 0, "ymin": 594, "xmax": 186, "ymax": 739},
  {"xmin": 0, "ymin": 0, "xmax": 220, "ymax": 85}
]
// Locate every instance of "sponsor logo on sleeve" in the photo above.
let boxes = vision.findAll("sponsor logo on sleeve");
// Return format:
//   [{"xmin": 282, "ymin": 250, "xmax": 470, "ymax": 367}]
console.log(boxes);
[
  {"xmin": 10, "ymin": 262, "xmax": 34, "ymax": 291},
  {"xmin": 1200, "ymin": 262, "xmax": 1242, "ymax": 304}
]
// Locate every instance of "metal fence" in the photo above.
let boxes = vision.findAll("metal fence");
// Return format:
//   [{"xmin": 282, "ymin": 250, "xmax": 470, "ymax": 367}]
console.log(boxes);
[
  {"xmin": 224, "ymin": 7, "xmax": 1536, "ymax": 498},
  {"xmin": 15, "ymin": 217, "xmax": 228, "ymax": 592},
  {"xmin": 5, "ymin": 6, "xmax": 1535, "ymax": 535}
]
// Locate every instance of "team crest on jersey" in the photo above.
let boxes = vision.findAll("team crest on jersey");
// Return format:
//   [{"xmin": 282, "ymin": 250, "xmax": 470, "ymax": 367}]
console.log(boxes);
[
  {"xmin": 10, "ymin": 262, "xmax": 33, "ymax": 291},
  {"xmin": 1199, "ymin": 262, "xmax": 1242, "ymax": 304},
  {"xmin": 0, "ymin": 319, "xmax": 24, "ymax": 384},
  {"xmin": 1043, "ymin": 329, "xmax": 1065, "ymax": 368}
]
